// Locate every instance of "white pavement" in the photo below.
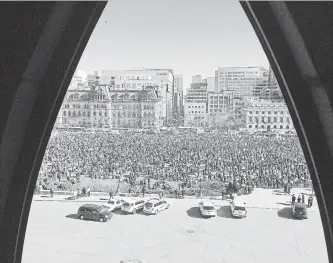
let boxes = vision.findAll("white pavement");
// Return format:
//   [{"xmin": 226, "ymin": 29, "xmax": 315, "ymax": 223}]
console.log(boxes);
[{"xmin": 22, "ymin": 196, "xmax": 328, "ymax": 263}]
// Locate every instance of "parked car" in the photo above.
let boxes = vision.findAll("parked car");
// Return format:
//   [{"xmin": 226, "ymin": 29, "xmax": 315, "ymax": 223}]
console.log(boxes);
[
  {"xmin": 77, "ymin": 204, "xmax": 112, "ymax": 222},
  {"xmin": 291, "ymin": 202, "xmax": 308, "ymax": 219},
  {"xmin": 230, "ymin": 200, "xmax": 247, "ymax": 218},
  {"xmin": 103, "ymin": 198, "xmax": 125, "ymax": 212},
  {"xmin": 121, "ymin": 199, "xmax": 145, "ymax": 214},
  {"xmin": 199, "ymin": 202, "xmax": 217, "ymax": 218},
  {"xmin": 143, "ymin": 198, "xmax": 170, "ymax": 215}
]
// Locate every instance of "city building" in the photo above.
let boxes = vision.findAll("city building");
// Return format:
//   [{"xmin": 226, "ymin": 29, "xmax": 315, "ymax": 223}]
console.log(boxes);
[
  {"xmin": 207, "ymin": 90, "xmax": 235, "ymax": 127},
  {"xmin": 184, "ymin": 80, "xmax": 208, "ymax": 127},
  {"xmin": 184, "ymin": 102, "xmax": 208, "ymax": 127},
  {"xmin": 55, "ymin": 84, "xmax": 111, "ymax": 129},
  {"xmin": 87, "ymin": 68, "xmax": 174, "ymax": 124},
  {"xmin": 186, "ymin": 82, "xmax": 208, "ymax": 103},
  {"xmin": 174, "ymin": 74, "xmax": 184, "ymax": 118},
  {"xmin": 192, "ymin": 75, "xmax": 202, "ymax": 84},
  {"xmin": 203, "ymin": 77, "xmax": 215, "ymax": 92},
  {"xmin": 253, "ymin": 67, "xmax": 284, "ymax": 102},
  {"xmin": 242, "ymin": 100, "xmax": 295, "ymax": 133},
  {"xmin": 109, "ymin": 86, "xmax": 163, "ymax": 129},
  {"xmin": 214, "ymin": 67, "xmax": 264, "ymax": 96}
]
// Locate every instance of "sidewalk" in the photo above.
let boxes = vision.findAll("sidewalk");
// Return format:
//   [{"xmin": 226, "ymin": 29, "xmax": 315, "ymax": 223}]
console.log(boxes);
[{"xmin": 33, "ymin": 188, "xmax": 318, "ymax": 211}]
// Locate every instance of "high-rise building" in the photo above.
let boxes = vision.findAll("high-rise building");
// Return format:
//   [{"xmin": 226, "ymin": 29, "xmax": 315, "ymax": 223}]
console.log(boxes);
[
  {"xmin": 192, "ymin": 75, "xmax": 202, "ymax": 84},
  {"xmin": 184, "ymin": 80, "xmax": 208, "ymax": 127},
  {"xmin": 203, "ymin": 77, "xmax": 215, "ymax": 92},
  {"xmin": 186, "ymin": 82, "xmax": 208, "ymax": 103},
  {"xmin": 174, "ymin": 74, "xmax": 184, "ymax": 118},
  {"xmin": 253, "ymin": 67, "xmax": 284, "ymax": 102},
  {"xmin": 214, "ymin": 67, "xmax": 264, "ymax": 96}
]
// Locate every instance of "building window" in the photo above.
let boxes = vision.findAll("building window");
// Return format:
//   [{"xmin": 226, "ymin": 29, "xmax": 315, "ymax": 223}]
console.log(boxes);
[
  {"xmin": 280, "ymin": 125, "xmax": 283, "ymax": 129},
  {"xmin": 268, "ymin": 111, "xmax": 271, "ymax": 114},
  {"xmin": 274, "ymin": 125, "xmax": 276, "ymax": 129},
  {"xmin": 249, "ymin": 125, "xmax": 252, "ymax": 128},
  {"xmin": 280, "ymin": 117, "xmax": 283, "ymax": 123},
  {"xmin": 63, "ymin": 111, "xmax": 67, "ymax": 116},
  {"xmin": 286, "ymin": 125, "xmax": 289, "ymax": 129}
]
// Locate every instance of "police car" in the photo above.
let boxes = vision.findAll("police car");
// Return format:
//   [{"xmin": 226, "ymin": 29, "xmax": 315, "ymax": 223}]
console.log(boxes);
[
  {"xmin": 230, "ymin": 200, "xmax": 247, "ymax": 218},
  {"xmin": 143, "ymin": 198, "xmax": 170, "ymax": 215},
  {"xmin": 121, "ymin": 199, "xmax": 145, "ymax": 214},
  {"xmin": 103, "ymin": 198, "xmax": 125, "ymax": 212},
  {"xmin": 199, "ymin": 201, "xmax": 217, "ymax": 218}
]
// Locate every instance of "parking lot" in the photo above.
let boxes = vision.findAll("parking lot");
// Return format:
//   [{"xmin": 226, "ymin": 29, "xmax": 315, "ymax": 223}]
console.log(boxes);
[{"xmin": 22, "ymin": 197, "xmax": 328, "ymax": 263}]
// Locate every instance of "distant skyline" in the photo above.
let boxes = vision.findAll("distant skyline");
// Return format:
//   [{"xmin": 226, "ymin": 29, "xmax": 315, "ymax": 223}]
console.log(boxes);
[{"xmin": 77, "ymin": 0, "xmax": 269, "ymax": 90}]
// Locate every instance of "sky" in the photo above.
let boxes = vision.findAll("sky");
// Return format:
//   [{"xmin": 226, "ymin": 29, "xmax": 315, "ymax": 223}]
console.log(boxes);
[{"xmin": 77, "ymin": 0, "xmax": 269, "ymax": 90}]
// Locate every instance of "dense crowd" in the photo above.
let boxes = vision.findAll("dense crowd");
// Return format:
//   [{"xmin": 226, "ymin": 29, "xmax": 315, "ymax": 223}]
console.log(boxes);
[{"xmin": 38, "ymin": 130, "xmax": 311, "ymax": 194}]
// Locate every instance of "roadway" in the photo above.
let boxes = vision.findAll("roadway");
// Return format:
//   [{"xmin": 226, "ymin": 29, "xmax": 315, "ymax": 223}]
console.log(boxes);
[{"xmin": 22, "ymin": 198, "xmax": 328, "ymax": 263}]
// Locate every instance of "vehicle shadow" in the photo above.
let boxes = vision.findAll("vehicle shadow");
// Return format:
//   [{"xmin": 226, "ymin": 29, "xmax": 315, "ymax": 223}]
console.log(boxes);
[
  {"xmin": 66, "ymin": 214, "xmax": 78, "ymax": 220},
  {"xmin": 113, "ymin": 209, "xmax": 126, "ymax": 215},
  {"xmin": 277, "ymin": 202, "xmax": 291, "ymax": 206},
  {"xmin": 216, "ymin": 206, "xmax": 235, "ymax": 219},
  {"xmin": 186, "ymin": 207, "xmax": 206, "ymax": 219},
  {"xmin": 277, "ymin": 207, "xmax": 297, "ymax": 220}
]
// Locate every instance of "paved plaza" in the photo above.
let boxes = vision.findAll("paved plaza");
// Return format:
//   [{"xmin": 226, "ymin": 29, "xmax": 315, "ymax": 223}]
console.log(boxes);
[{"xmin": 23, "ymin": 190, "xmax": 328, "ymax": 263}]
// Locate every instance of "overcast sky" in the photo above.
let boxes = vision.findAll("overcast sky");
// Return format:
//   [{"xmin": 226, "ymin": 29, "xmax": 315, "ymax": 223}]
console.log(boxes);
[{"xmin": 77, "ymin": 0, "xmax": 269, "ymax": 89}]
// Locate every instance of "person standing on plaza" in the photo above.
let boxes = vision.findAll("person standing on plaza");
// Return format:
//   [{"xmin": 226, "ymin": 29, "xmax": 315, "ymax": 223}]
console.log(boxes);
[
  {"xmin": 291, "ymin": 194, "xmax": 296, "ymax": 205},
  {"xmin": 308, "ymin": 195, "xmax": 313, "ymax": 207},
  {"xmin": 142, "ymin": 186, "xmax": 146, "ymax": 198},
  {"xmin": 109, "ymin": 190, "xmax": 113, "ymax": 200},
  {"xmin": 49, "ymin": 186, "xmax": 54, "ymax": 198},
  {"xmin": 297, "ymin": 195, "xmax": 302, "ymax": 203}
]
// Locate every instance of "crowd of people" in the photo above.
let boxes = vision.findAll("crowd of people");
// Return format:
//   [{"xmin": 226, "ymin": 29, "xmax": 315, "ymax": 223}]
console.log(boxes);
[{"xmin": 38, "ymin": 130, "xmax": 311, "ymax": 195}]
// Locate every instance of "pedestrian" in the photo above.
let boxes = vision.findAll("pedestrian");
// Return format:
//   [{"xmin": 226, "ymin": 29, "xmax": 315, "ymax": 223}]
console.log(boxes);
[
  {"xmin": 142, "ymin": 186, "xmax": 145, "ymax": 198},
  {"xmin": 82, "ymin": 186, "xmax": 86, "ymax": 197},
  {"xmin": 109, "ymin": 190, "xmax": 113, "ymax": 200},
  {"xmin": 39, "ymin": 184, "xmax": 44, "ymax": 195},
  {"xmin": 291, "ymin": 194, "xmax": 296, "ymax": 205},
  {"xmin": 302, "ymin": 193, "xmax": 305, "ymax": 203},
  {"xmin": 49, "ymin": 187, "xmax": 54, "ymax": 198},
  {"xmin": 87, "ymin": 186, "xmax": 91, "ymax": 197},
  {"xmin": 297, "ymin": 195, "xmax": 302, "ymax": 203},
  {"xmin": 308, "ymin": 195, "xmax": 313, "ymax": 207}
]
